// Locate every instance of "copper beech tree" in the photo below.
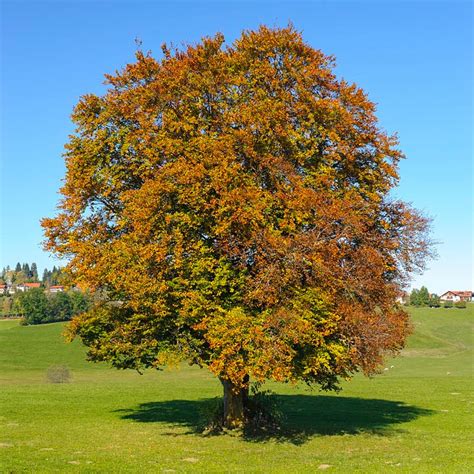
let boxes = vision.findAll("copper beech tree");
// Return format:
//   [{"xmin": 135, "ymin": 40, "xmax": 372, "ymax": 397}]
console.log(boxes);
[{"xmin": 43, "ymin": 26, "xmax": 432, "ymax": 428}]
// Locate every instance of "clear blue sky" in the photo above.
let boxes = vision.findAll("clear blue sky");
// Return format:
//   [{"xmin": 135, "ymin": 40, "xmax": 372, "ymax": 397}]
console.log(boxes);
[{"xmin": 1, "ymin": 1, "xmax": 472, "ymax": 294}]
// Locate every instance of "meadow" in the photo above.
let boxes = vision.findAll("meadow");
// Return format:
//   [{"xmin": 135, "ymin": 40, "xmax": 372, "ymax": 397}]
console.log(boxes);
[{"xmin": 1, "ymin": 305, "xmax": 472, "ymax": 473}]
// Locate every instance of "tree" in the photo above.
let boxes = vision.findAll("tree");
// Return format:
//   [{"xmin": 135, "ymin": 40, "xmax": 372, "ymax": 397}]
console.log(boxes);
[
  {"xmin": 22, "ymin": 263, "xmax": 30, "ymax": 278},
  {"xmin": 410, "ymin": 287, "xmax": 431, "ymax": 307},
  {"xmin": 428, "ymin": 294, "xmax": 440, "ymax": 308},
  {"xmin": 42, "ymin": 26, "xmax": 432, "ymax": 428},
  {"xmin": 31, "ymin": 262, "xmax": 39, "ymax": 281},
  {"xmin": 410, "ymin": 289, "xmax": 420, "ymax": 306},
  {"xmin": 69, "ymin": 290, "xmax": 91, "ymax": 316},
  {"xmin": 418, "ymin": 286, "xmax": 430, "ymax": 306},
  {"xmin": 48, "ymin": 291, "xmax": 73, "ymax": 322},
  {"xmin": 3, "ymin": 268, "xmax": 14, "ymax": 285},
  {"xmin": 18, "ymin": 288, "xmax": 49, "ymax": 325},
  {"xmin": 50, "ymin": 266, "xmax": 63, "ymax": 286},
  {"xmin": 2, "ymin": 297, "xmax": 13, "ymax": 315},
  {"xmin": 42, "ymin": 268, "xmax": 50, "ymax": 285},
  {"xmin": 15, "ymin": 262, "xmax": 21, "ymax": 273}
]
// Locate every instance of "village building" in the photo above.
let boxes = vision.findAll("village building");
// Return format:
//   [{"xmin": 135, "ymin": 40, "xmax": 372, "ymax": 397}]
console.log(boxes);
[
  {"xmin": 439, "ymin": 290, "xmax": 473, "ymax": 302},
  {"xmin": 16, "ymin": 282, "xmax": 41, "ymax": 292},
  {"xmin": 49, "ymin": 285, "xmax": 65, "ymax": 293}
]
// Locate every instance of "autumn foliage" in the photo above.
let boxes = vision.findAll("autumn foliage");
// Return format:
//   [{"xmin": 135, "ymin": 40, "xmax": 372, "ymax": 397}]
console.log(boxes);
[{"xmin": 42, "ymin": 26, "xmax": 432, "ymax": 427}]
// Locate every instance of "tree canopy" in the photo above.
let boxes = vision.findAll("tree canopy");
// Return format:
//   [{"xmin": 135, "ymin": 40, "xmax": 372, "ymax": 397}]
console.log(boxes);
[{"xmin": 42, "ymin": 26, "xmax": 432, "ymax": 427}]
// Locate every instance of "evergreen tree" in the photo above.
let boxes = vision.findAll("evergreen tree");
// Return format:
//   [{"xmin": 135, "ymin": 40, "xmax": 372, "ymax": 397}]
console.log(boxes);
[
  {"xmin": 51, "ymin": 268, "xmax": 58, "ymax": 285},
  {"xmin": 49, "ymin": 267, "xmax": 63, "ymax": 286},
  {"xmin": 410, "ymin": 288, "xmax": 420, "ymax": 306},
  {"xmin": 419, "ymin": 286, "xmax": 430, "ymax": 306},
  {"xmin": 15, "ymin": 263, "xmax": 28, "ymax": 284},
  {"xmin": 31, "ymin": 263, "xmax": 38, "ymax": 281},
  {"xmin": 15, "ymin": 262, "xmax": 21, "ymax": 273},
  {"xmin": 42, "ymin": 268, "xmax": 50, "ymax": 285}
]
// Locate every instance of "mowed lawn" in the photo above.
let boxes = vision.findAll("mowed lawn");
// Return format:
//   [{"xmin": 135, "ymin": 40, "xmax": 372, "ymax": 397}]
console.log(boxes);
[{"xmin": 1, "ymin": 306, "xmax": 473, "ymax": 473}]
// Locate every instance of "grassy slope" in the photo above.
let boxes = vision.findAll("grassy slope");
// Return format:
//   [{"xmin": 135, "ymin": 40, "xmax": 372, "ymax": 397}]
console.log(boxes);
[{"xmin": 0, "ymin": 306, "xmax": 472, "ymax": 473}]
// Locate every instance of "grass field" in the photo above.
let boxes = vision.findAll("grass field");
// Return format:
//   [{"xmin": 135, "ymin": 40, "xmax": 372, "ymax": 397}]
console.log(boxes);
[{"xmin": 1, "ymin": 305, "xmax": 473, "ymax": 473}]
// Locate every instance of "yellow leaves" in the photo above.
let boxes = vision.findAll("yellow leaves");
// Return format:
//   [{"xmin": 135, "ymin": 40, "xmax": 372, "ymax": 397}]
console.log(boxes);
[
  {"xmin": 153, "ymin": 348, "xmax": 184, "ymax": 369},
  {"xmin": 41, "ymin": 25, "xmax": 432, "ymax": 393},
  {"xmin": 193, "ymin": 297, "xmax": 349, "ymax": 387}
]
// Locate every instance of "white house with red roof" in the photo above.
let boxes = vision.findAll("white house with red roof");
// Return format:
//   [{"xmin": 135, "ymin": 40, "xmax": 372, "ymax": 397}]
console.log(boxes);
[
  {"xmin": 16, "ymin": 282, "xmax": 41, "ymax": 292},
  {"xmin": 439, "ymin": 290, "xmax": 473, "ymax": 302}
]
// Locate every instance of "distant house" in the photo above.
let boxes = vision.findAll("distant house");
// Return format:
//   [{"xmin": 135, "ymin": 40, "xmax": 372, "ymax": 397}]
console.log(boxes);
[
  {"xmin": 49, "ymin": 285, "xmax": 65, "ymax": 293},
  {"xmin": 16, "ymin": 282, "xmax": 41, "ymax": 292},
  {"xmin": 0, "ymin": 281, "xmax": 7, "ymax": 295},
  {"xmin": 396, "ymin": 291, "xmax": 409, "ymax": 304},
  {"xmin": 439, "ymin": 291, "xmax": 473, "ymax": 302}
]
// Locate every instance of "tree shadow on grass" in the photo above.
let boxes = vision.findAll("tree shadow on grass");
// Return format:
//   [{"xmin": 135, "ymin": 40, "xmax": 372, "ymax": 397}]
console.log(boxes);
[{"xmin": 115, "ymin": 394, "xmax": 434, "ymax": 445}]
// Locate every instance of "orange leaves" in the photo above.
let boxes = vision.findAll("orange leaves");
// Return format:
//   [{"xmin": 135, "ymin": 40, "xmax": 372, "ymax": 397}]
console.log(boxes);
[
  {"xmin": 193, "ymin": 290, "xmax": 350, "ymax": 387},
  {"xmin": 42, "ymin": 25, "xmax": 432, "ymax": 392},
  {"xmin": 196, "ymin": 307, "xmax": 294, "ymax": 385}
]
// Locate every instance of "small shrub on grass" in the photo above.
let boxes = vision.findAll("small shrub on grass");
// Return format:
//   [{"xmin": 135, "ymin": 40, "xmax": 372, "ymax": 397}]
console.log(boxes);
[
  {"xmin": 19, "ymin": 317, "xmax": 28, "ymax": 326},
  {"xmin": 455, "ymin": 301, "xmax": 466, "ymax": 309},
  {"xmin": 46, "ymin": 365, "xmax": 71, "ymax": 383},
  {"xmin": 443, "ymin": 301, "xmax": 453, "ymax": 309}
]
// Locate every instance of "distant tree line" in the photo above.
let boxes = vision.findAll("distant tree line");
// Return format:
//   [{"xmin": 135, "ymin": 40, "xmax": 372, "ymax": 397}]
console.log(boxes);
[
  {"xmin": 409, "ymin": 287, "xmax": 466, "ymax": 309},
  {"xmin": 1, "ymin": 263, "xmax": 63, "ymax": 286},
  {"xmin": 1, "ymin": 262, "xmax": 93, "ymax": 323},
  {"xmin": 41, "ymin": 267, "xmax": 63, "ymax": 287},
  {"xmin": 17, "ymin": 288, "xmax": 92, "ymax": 325},
  {"xmin": 409, "ymin": 286, "xmax": 440, "ymax": 307}
]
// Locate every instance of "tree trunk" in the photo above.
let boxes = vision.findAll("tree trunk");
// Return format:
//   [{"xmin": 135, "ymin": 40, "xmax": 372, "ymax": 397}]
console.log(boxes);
[{"xmin": 220, "ymin": 376, "xmax": 249, "ymax": 429}]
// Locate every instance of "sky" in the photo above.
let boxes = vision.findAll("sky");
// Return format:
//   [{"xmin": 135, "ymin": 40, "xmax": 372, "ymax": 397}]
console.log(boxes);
[{"xmin": 1, "ymin": 0, "xmax": 472, "ymax": 294}]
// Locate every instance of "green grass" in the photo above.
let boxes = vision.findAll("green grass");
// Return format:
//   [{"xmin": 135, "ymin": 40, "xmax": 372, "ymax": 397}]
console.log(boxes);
[{"xmin": 1, "ymin": 305, "xmax": 473, "ymax": 473}]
